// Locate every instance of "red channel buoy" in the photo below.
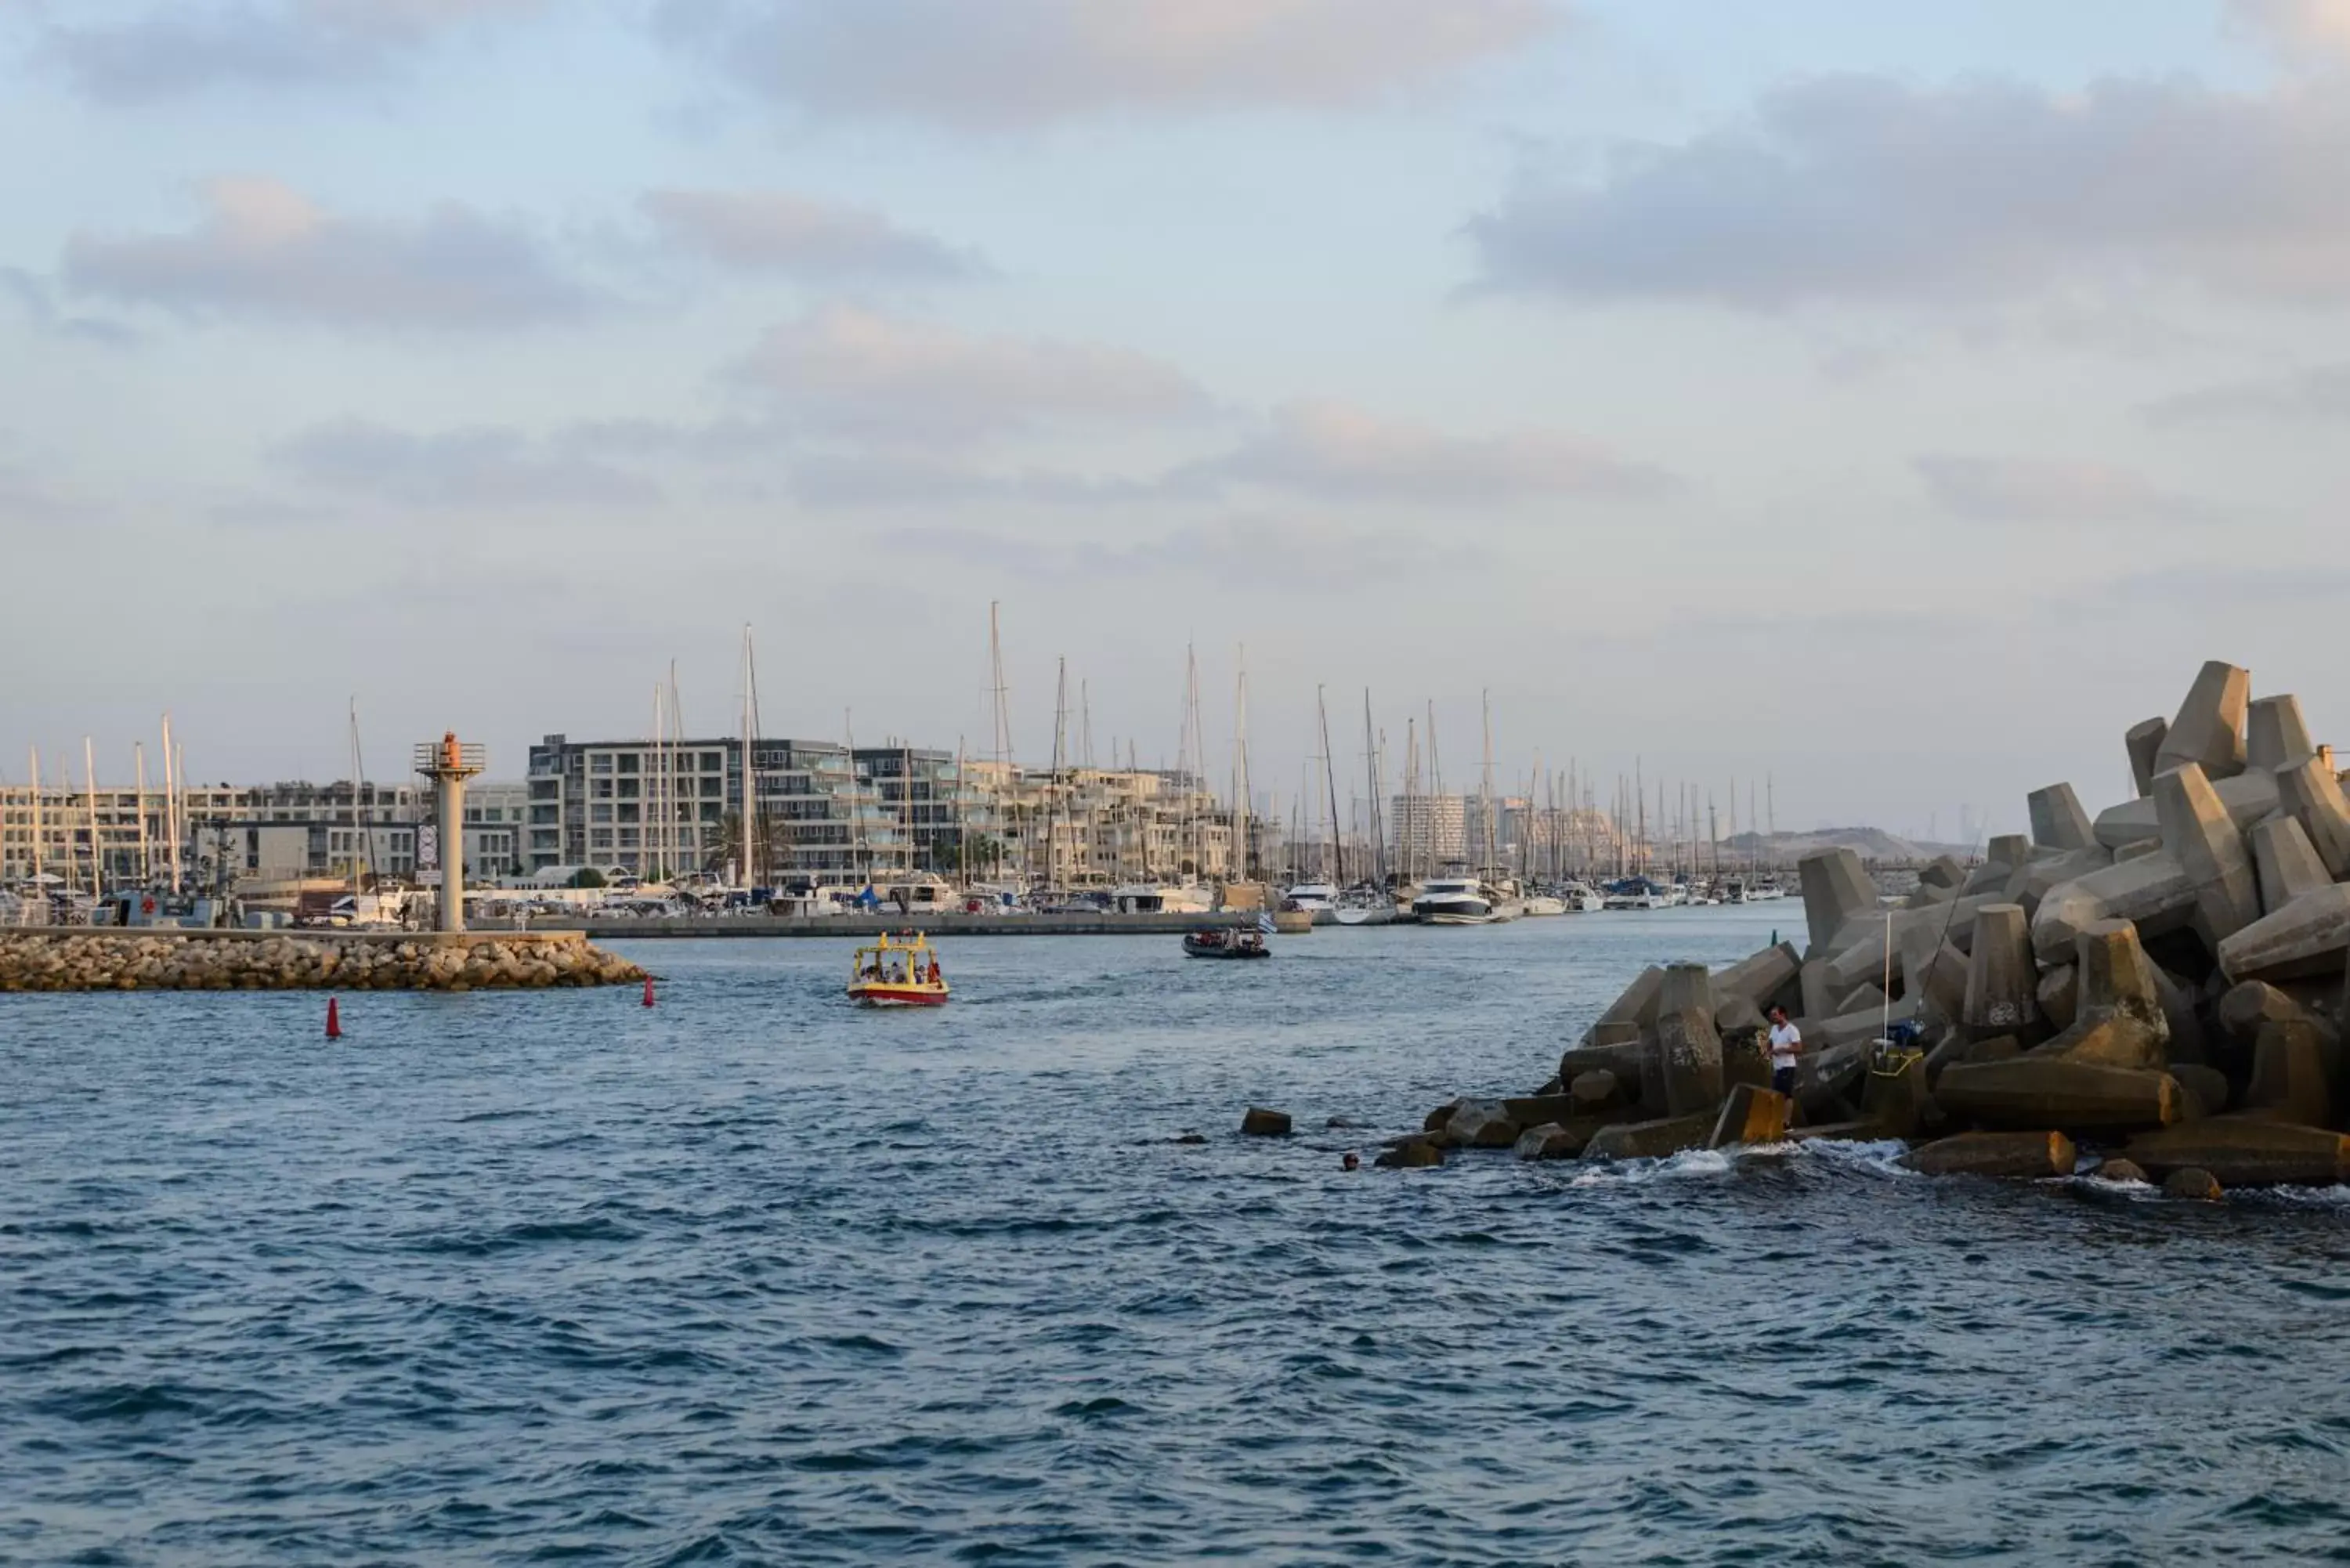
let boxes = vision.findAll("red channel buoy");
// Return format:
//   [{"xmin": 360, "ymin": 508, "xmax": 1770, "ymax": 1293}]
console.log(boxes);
[
  {"xmin": 325, "ymin": 996, "xmax": 342, "ymax": 1039},
  {"xmin": 642, "ymin": 975, "xmax": 656, "ymax": 1009}
]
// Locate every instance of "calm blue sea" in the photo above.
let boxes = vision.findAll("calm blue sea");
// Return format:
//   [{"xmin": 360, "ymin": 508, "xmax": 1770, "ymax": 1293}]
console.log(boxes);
[{"xmin": 5, "ymin": 907, "xmax": 2348, "ymax": 1566}]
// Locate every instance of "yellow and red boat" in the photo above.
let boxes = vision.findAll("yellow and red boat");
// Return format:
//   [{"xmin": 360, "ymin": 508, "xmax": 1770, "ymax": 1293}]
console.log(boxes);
[{"xmin": 847, "ymin": 930, "xmax": 951, "ymax": 1007}]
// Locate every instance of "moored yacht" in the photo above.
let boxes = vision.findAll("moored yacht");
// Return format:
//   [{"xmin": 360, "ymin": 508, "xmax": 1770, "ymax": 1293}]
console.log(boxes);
[
  {"xmin": 1412, "ymin": 874, "xmax": 1510, "ymax": 925},
  {"xmin": 1282, "ymin": 882, "xmax": 1340, "ymax": 924}
]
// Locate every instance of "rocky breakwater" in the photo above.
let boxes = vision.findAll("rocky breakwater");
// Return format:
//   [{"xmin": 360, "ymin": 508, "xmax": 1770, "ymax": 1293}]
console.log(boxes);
[
  {"xmin": 0, "ymin": 930, "xmax": 647, "ymax": 992},
  {"xmin": 1407, "ymin": 659, "xmax": 2350, "ymax": 1195}
]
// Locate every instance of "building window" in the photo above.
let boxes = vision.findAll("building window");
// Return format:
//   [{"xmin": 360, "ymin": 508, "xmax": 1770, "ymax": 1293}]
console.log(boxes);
[
  {"xmin": 618, "ymin": 804, "xmax": 640, "ymax": 825},
  {"xmin": 591, "ymin": 829, "xmax": 613, "ymax": 849},
  {"xmin": 591, "ymin": 804, "xmax": 613, "ymax": 824},
  {"xmin": 590, "ymin": 754, "xmax": 613, "ymax": 775},
  {"xmin": 700, "ymin": 752, "xmax": 722, "ymax": 771},
  {"xmin": 617, "ymin": 755, "xmax": 640, "ymax": 775}
]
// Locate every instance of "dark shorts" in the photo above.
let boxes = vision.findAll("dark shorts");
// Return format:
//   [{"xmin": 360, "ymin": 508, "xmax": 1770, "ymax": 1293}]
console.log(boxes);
[{"xmin": 1772, "ymin": 1066, "xmax": 1797, "ymax": 1095}]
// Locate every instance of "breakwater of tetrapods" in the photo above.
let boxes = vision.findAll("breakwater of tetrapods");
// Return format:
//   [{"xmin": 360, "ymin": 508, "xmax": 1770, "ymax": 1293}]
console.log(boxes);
[{"xmin": 0, "ymin": 928, "xmax": 646, "ymax": 992}]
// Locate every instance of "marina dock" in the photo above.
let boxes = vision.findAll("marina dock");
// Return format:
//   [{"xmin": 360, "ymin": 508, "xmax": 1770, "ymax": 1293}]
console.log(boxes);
[{"xmin": 534, "ymin": 910, "xmax": 1286, "ymax": 940}]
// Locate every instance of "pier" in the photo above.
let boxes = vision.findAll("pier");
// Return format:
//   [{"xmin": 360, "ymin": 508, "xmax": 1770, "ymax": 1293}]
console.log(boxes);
[{"xmin": 533, "ymin": 910, "xmax": 1285, "ymax": 940}]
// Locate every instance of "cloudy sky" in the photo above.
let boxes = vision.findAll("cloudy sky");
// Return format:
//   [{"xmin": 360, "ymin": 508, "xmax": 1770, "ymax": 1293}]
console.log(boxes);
[{"xmin": 5, "ymin": 0, "xmax": 2348, "ymax": 838}]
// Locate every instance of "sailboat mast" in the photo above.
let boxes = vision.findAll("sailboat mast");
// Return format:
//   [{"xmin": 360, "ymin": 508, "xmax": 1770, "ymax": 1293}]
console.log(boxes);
[
  {"xmin": 1314, "ymin": 686, "xmax": 1343, "ymax": 886},
  {"xmin": 134, "ymin": 743, "xmax": 150, "ymax": 887},
  {"xmin": 84, "ymin": 737, "xmax": 101, "ymax": 898},
  {"xmin": 349, "ymin": 699, "xmax": 363, "ymax": 901},
  {"xmin": 161, "ymin": 716, "xmax": 179, "ymax": 889},
  {"xmin": 741, "ymin": 627, "xmax": 759, "ymax": 887},
  {"xmin": 1233, "ymin": 650, "xmax": 1252, "ymax": 883},
  {"xmin": 1048, "ymin": 657, "xmax": 1068, "ymax": 891}
]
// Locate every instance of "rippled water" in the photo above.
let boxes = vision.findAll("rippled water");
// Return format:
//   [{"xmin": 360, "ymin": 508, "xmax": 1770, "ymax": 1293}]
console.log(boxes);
[{"xmin": 5, "ymin": 906, "xmax": 2349, "ymax": 1566}]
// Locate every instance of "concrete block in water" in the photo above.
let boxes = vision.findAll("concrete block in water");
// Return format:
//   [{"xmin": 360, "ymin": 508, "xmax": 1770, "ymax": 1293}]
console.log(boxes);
[
  {"xmin": 2155, "ymin": 763, "xmax": 2262, "ymax": 953},
  {"xmin": 2037, "ymin": 963, "xmax": 2080, "ymax": 1031},
  {"xmin": 2155, "ymin": 659, "xmax": 2251, "ymax": 781},
  {"xmin": 2128, "ymin": 1116, "xmax": 2350, "ymax": 1187},
  {"xmin": 1962, "ymin": 904, "xmax": 2040, "ymax": 1041},
  {"xmin": 2029, "ymin": 783, "xmax": 2098, "ymax": 852},
  {"xmin": 1558, "ymin": 1039, "xmax": 1647, "ymax": 1091},
  {"xmin": 2164, "ymin": 1167, "xmax": 2224, "ymax": 1200},
  {"xmin": 1515, "ymin": 1122, "xmax": 1579, "ymax": 1161},
  {"xmin": 2217, "ymin": 884, "xmax": 2350, "ymax": 985},
  {"xmin": 2127, "ymin": 717, "xmax": 2169, "ymax": 798},
  {"xmin": 1903, "ymin": 1130, "xmax": 2077, "ymax": 1179},
  {"xmin": 2072, "ymin": 919, "xmax": 2171, "ymax": 1050},
  {"xmin": 1441, "ymin": 1099, "xmax": 1518, "ymax": 1149},
  {"xmin": 1582, "ymin": 1112, "xmax": 1716, "ymax": 1162},
  {"xmin": 1376, "ymin": 1135, "xmax": 1446, "ymax": 1169},
  {"xmin": 1715, "ymin": 995, "xmax": 1768, "ymax": 1039},
  {"xmin": 1644, "ymin": 963, "xmax": 1725, "ymax": 1118},
  {"xmin": 1863, "ymin": 1047, "xmax": 1929, "ymax": 1137},
  {"xmin": 1961, "ymin": 837, "xmax": 2034, "ymax": 898},
  {"xmin": 1708, "ymin": 1083, "xmax": 1791, "ymax": 1150},
  {"xmin": 2247, "ymin": 693, "xmax": 2316, "ymax": 774},
  {"xmin": 1799, "ymin": 848, "xmax": 1878, "ymax": 954},
  {"xmin": 1569, "ymin": 1069, "xmax": 1625, "ymax": 1111},
  {"xmin": 1241, "ymin": 1107, "xmax": 1293, "ymax": 1136},
  {"xmin": 2252, "ymin": 816, "xmax": 2334, "ymax": 916},
  {"xmin": 2276, "ymin": 754, "xmax": 2350, "ymax": 880},
  {"xmin": 1936, "ymin": 1058, "xmax": 2182, "ymax": 1135}
]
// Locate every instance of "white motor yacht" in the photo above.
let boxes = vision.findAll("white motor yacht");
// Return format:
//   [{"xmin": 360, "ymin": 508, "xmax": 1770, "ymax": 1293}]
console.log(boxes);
[
  {"xmin": 1282, "ymin": 882, "xmax": 1340, "ymax": 924},
  {"xmin": 1112, "ymin": 883, "xmax": 1214, "ymax": 915},
  {"xmin": 1412, "ymin": 875, "xmax": 1509, "ymax": 925}
]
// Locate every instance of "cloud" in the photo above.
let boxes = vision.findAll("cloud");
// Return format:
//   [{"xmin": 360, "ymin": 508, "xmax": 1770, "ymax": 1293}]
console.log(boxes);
[
  {"xmin": 640, "ymin": 189, "xmax": 984, "ymax": 283},
  {"xmin": 34, "ymin": 0, "xmax": 544, "ymax": 102},
  {"xmin": 64, "ymin": 178, "xmax": 592, "ymax": 330},
  {"xmin": 2142, "ymin": 363, "xmax": 2350, "ymax": 424},
  {"xmin": 1911, "ymin": 454, "xmax": 2222, "ymax": 524},
  {"xmin": 656, "ymin": 0, "xmax": 1556, "ymax": 128},
  {"xmin": 271, "ymin": 417, "xmax": 663, "ymax": 508},
  {"xmin": 2230, "ymin": 0, "xmax": 2350, "ymax": 63},
  {"xmin": 726, "ymin": 305, "xmax": 1209, "ymax": 441},
  {"xmin": 1, "ymin": 266, "xmax": 138, "ymax": 347},
  {"xmin": 1469, "ymin": 73, "xmax": 2350, "ymax": 309},
  {"xmin": 1187, "ymin": 400, "xmax": 1672, "ymax": 502},
  {"xmin": 790, "ymin": 453, "xmax": 1190, "ymax": 509},
  {"xmin": 873, "ymin": 517, "xmax": 1481, "ymax": 588}
]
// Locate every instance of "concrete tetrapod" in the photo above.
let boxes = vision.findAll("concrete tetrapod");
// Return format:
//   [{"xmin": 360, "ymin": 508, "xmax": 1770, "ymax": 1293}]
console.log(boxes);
[
  {"xmin": 2093, "ymin": 770, "xmax": 2278, "ymax": 852},
  {"xmin": 1936, "ymin": 1059, "xmax": 2183, "ymax": 1136},
  {"xmin": 2028, "ymin": 783, "xmax": 2098, "ymax": 853},
  {"xmin": 1711, "ymin": 941, "xmax": 1802, "ymax": 1010},
  {"xmin": 1799, "ymin": 849, "xmax": 1878, "ymax": 955},
  {"xmin": 2153, "ymin": 762, "xmax": 2262, "ymax": 953},
  {"xmin": 2153, "ymin": 659, "xmax": 2251, "ymax": 782},
  {"xmin": 2275, "ymin": 754, "xmax": 2350, "ymax": 880},
  {"xmin": 1902, "ymin": 1130, "xmax": 2077, "ymax": 1180},
  {"xmin": 2126, "ymin": 717, "xmax": 2169, "ymax": 799},
  {"xmin": 2031, "ymin": 851, "xmax": 2196, "ymax": 967},
  {"xmin": 1708, "ymin": 1084, "xmax": 1791, "ymax": 1150},
  {"xmin": 1575, "ymin": 964, "xmax": 1665, "ymax": 1052},
  {"xmin": 2251, "ymin": 816, "xmax": 2334, "ymax": 917},
  {"xmin": 1861, "ymin": 1049, "xmax": 1929, "ymax": 1138},
  {"xmin": 2241, "ymin": 1021, "xmax": 2337, "ymax": 1129},
  {"xmin": 1582, "ymin": 1112, "xmax": 1716, "ymax": 1162},
  {"xmin": 2126, "ymin": 1116, "xmax": 2350, "ymax": 1187},
  {"xmin": 2215, "ymin": 980, "xmax": 2340, "ymax": 1057},
  {"xmin": 2246, "ymin": 693, "xmax": 2316, "ymax": 774},
  {"xmin": 1961, "ymin": 904, "xmax": 2040, "ymax": 1043},
  {"xmin": 2216, "ymin": 884, "xmax": 2350, "ymax": 985},
  {"xmin": 1643, "ymin": 963, "xmax": 1725, "ymax": 1118},
  {"xmin": 1821, "ymin": 898, "xmax": 1998, "ymax": 993}
]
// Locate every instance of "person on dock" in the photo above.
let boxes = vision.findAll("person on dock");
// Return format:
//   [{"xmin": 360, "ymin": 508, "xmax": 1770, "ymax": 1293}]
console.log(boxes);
[{"xmin": 1766, "ymin": 1006, "xmax": 1802, "ymax": 1096}]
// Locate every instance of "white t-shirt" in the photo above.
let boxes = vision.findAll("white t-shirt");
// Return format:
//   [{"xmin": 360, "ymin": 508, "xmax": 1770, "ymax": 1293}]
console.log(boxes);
[{"xmin": 1769, "ymin": 1022, "xmax": 1802, "ymax": 1071}]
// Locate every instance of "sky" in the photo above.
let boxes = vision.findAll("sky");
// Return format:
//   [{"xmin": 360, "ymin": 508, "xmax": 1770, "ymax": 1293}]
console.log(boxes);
[{"xmin": 4, "ymin": 0, "xmax": 2349, "ymax": 840}]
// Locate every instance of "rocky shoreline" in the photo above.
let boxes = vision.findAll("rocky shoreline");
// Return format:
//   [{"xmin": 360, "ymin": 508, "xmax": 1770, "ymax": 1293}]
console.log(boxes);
[
  {"xmin": 1402, "ymin": 659, "xmax": 2350, "ymax": 1197},
  {"xmin": 0, "ymin": 930, "xmax": 647, "ymax": 992}
]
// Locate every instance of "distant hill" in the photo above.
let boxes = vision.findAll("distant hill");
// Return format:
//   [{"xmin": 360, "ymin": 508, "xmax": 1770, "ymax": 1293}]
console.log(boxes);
[{"xmin": 1721, "ymin": 828, "xmax": 1979, "ymax": 865}]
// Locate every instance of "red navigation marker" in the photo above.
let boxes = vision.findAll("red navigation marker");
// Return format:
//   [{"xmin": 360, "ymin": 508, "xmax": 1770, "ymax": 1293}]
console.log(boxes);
[
  {"xmin": 325, "ymin": 996, "xmax": 342, "ymax": 1039},
  {"xmin": 642, "ymin": 975, "xmax": 655, "ymax": 1009}
]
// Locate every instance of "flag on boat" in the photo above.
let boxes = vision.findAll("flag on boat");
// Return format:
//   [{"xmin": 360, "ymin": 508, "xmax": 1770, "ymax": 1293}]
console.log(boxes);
[{"xmin": 1256, "ymin": 912, "xmax": 1277, "ymax": 935}]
